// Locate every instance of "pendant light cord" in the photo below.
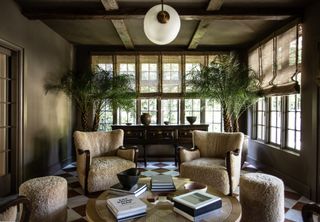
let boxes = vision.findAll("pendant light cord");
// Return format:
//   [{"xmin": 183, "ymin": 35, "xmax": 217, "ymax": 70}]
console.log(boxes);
[{"xmin": 161, "ymin": 0, "xmax": 164, "ymax": 12}]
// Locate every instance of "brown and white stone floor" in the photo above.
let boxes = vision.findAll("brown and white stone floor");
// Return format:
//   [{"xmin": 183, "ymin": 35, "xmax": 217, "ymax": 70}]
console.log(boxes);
[{"xmin": 54, "ymin": 161, "xmax": 315, "ymax": 222}]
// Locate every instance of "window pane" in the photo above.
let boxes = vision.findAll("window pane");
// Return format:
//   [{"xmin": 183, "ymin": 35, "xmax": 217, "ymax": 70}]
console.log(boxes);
[
  {"xmin": 185, "ymin": 99, "xmax": 201, "ymax": 124},
  {"xmin": 270, "ymin": 127, "xmax": 277, "ymax": 143},
  {"xmin": 118, "ymin": 100, "xmax": 136, "ymax": 125},
  {"xmin": 287, "ymin": 112, "xmax": 295, "ymax": 129},
  {"xmin": 296, "ymin": 131, "xmax": 301, "ymax": 150},
  {"xmin": 162, "ymin": 56, "xmax": 181, "ymax": 93},
  {"xmin": 296, "ymin": 112, "xmax": 301, "ymax": 130},
  {"xmin": 140, "ymin": 56, "xmax": 158, "ymax": 93},
  {"xmin": 205, "ymin": 100, "xmax": 222, "ymax": 132},
  {"xmin": 141, "ymin": 99, "xmax": 157, "ymax": 123},
  {"xmin": 99, "ymin": 102, "xmax": 113, "ymax": 131},
  {"xmin": 287, "ymin": 130, "xmax": 295, "ymax": 148},
  {"xmin": 161, "ymin": 99, "xmax": 179, "ymax": 124},
  {"xmin": 286, "ymin": 94, "xmax": 301, "ymax": 150},
  {"xmin": 271, "ymin": 112, "xmax": 277, "ymax": 127}
]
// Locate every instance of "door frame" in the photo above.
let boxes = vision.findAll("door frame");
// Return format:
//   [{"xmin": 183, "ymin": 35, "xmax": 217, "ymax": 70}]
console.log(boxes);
[{"xmin": 0, "ymin": 38, "xmax": 24, "ymax": 194}]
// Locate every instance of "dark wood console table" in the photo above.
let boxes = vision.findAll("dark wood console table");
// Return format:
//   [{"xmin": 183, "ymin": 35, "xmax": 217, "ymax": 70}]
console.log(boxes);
[{"xmin": 111, "ymin": 124, "xmax": 208, "ymax": 166}]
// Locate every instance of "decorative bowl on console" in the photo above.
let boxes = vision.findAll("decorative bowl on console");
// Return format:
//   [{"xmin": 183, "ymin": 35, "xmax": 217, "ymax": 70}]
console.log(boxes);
[
  {"xmin": 117, "ymin": 168, "xmax": 140, "ymax": 189},
  {"xmin": 164, "ymin": 121, "xmax": 170, "ymax": 125},
  {"xmin": 186, "ymin": 116, "xmax": 197, "ymax": 125}
]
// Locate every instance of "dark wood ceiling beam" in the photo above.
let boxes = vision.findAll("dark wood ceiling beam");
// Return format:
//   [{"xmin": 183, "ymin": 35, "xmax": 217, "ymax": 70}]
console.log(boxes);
[
  {"xmin": 22, "ymin": 8, "xmax": 300, "ymax": 20},
  {"xmin": 111, "ymin": 20, "xmax": 134, "ymax": 49},
  {"xmin": 101, "ymin": 0, "xmax": 134, "ymax": 49},
  {"xmin": 207, "ymin": 0, "xmax": 224, "ymax": 10},
  {"xmin": 188, "ymin": 19, "xmax": 211, "ymax": 49},
  {"xmin": 188, "ymin": 0, "xmax": 224, "ymax": 50},
  {"xmin": 101, "ymin": 0, "xmax": 118, "ymax": 10}
]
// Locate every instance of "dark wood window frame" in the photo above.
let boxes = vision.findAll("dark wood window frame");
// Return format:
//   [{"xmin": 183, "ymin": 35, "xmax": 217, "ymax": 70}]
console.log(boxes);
[{"xmin": 90, "ymin": 53, "xmax": 224, "ymax": 130}]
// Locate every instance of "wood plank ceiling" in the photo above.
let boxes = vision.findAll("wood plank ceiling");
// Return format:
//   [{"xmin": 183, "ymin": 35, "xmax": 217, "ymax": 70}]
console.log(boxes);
[{"xmin": 15, "ymin": 0, "xmax": 311, "ymax": 50}]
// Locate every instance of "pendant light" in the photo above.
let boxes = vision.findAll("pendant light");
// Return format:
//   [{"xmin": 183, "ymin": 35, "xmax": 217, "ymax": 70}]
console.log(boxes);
[{"xmin": 143, "ymin": 0, "xmax": 181, "ymax": 45}]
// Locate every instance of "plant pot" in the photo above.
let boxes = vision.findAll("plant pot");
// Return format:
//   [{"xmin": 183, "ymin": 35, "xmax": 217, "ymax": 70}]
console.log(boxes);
[{"xmin": 140, "ymin": 113, "xmax": 151, "ymax": 125}]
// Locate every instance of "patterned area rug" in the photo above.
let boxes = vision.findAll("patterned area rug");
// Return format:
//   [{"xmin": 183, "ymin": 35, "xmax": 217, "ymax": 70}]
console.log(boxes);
[{"xmin": 54, "ymin": 161, "xmax": 314, "ymax": 222}]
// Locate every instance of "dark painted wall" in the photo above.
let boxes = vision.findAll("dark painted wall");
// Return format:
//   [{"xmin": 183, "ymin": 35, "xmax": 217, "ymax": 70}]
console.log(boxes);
[
  {"xmin": 247, "ymin": 1, "xmax": 320, "ymax": 201},
  {"xmin": 0, "ymin": 0, "xmax": 74, "ymax": 182}
]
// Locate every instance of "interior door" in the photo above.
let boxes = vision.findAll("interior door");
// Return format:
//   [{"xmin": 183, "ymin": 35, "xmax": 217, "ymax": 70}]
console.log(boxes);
[{"xmin": 0, "ymin": 46, "xmax": 16, "ymax": 197}]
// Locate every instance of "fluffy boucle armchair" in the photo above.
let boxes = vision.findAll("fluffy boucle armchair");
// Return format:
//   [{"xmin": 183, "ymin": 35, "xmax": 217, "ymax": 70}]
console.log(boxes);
[
  {"xmin": 179, "ymin": 130, "xmax": 244, "ymax": 196},
  {"xmin": 74, "ymin": 129, "xmax": 138, "ymax": 194},
  {"xmin": 0, "ymin": 196, "xmax": 30, "ymax": 222}
]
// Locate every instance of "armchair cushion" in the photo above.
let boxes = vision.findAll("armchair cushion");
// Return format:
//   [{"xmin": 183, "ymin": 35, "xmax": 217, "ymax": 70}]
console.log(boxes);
[
  {"xmin": 180, "ymin": 158, "xmax": 230, "ymax": 195},
  {"xmin": 179, "ymin": 148, "xmax": 200, "ymax": 163},
  {"xmin": 0, "ymin": 206, "xmax": 17, "ymax": 221},
  {"xmin": 117, "ymin": 148, "xmax": 136, "ymax": 162},
  {"xmin": 88, "ymin": 156, "xmax": 135, "ymax": 192},
  {"xmin": 74, "ymin": 130, "xmax": 124, "ymax": 158},
  {"xmin": 193, "ymin": 131, "xmax": 244, "ymax": 158}
]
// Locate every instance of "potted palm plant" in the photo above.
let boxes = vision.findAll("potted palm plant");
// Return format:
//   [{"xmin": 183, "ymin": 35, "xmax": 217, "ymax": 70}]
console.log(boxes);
[
  {"xmin": 187, "ymin": 54, "xmax": 260, "ymax": 132},
  {"xmin": 46, "ymin": 68, "xmax": 135, "ymax": 131},
  {"xmin": 187, "ymin": 54, "xmax": 260, "ymax": 164}
]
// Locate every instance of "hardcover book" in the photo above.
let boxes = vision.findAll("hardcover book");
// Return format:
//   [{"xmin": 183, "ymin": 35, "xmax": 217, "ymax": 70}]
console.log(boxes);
[
  {"xmin": 173, "ymin": 207, "xmax": 215, "ymax": 222},
  {"xmin": 173, "ymin": 190, "xmax": 221, "ymax": 210},
  {"xmin": 106, "ymin": 195, "xmax": 147, "ymax": 218},
  {"xmin": 109, "ymin": 183, "xmax": 147, "ymax": 196},
  {"xmin": 151, "ymin": 175, "xmax": 174, "ymax": 185}
]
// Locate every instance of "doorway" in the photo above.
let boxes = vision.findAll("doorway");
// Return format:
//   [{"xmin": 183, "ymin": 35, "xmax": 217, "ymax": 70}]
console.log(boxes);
[{"xmin": 0, "ymin": 42, "xmax": 23, "ymax": 197}]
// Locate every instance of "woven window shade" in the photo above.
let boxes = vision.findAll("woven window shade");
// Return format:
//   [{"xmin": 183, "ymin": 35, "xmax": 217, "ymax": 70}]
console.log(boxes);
[
  {"xmin": 117, "ymin": 55, "xmax": 136, "ymax": 64},
  {"xmin": 272, "ymin": 25, "xmax": 300, "ymax": 95},
  {"xmin": 186, "ymin": 55, "xmax": 205, "ymax": 65},
  {"xmin": 261, "ymin": 38, "xmax": 274, "ymax": 90},
  {"xmin": 140, "ymin": 55, "xmax": 158, "ymax": 63},
  {"xmin": 248, "ymin": 48, "xmax": 259, "ymax": 76},
  {"xmin": 91, "ymin": 55, "xmax": 113, "ymax": 67},
  {"xmin": 252, "ymin": 23, "xmax": 301, "ymax": 96},
  {"xmin": 162, "ymin": 55, "xmax": 181, "ymax": 63}
]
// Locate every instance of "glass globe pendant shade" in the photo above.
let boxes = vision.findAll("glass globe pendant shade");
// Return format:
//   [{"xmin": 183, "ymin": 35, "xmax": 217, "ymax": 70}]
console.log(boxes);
[{"xmin": 144, "ymin": 4, "xmax": 181, "ymax": 45}]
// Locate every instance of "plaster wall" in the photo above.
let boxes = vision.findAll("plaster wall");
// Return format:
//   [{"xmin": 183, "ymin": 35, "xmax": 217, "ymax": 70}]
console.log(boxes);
[
  {"xmin": 247, "ymin": 1, "xmax": 320, "ymax": 201},
  {"xmin": 0, "ymin": 0, "xmax": 74, "ymax": 181}
]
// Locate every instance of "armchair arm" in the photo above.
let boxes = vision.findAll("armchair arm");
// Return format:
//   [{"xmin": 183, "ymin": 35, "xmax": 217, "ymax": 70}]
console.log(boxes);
[
  {"xmin": 226, "ymin": 149, "xmax": 241, "ymax": 196},
  {"xmin": 117, "ymin": 146, "xmax": 139, "ymax": 166},
  {"xmin": 178, "ymin": 146, "xmax": 200, "ymax": 167},
  {"xmin": 77, "ymin": 149, "xmax": 91, "ymax": 195},
  {"xmin": 0, "ymin": 196, "xmax": 30, "ymax": 222}
]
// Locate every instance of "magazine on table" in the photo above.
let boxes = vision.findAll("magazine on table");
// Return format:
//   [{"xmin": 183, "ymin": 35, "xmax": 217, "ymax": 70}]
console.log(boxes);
[
  {"xmin": 173, "ymin": 190, "xmax": 221, "ymax": 210},
  {"xmin": 106, "ymin": 195, "xmax": 147, "ymax": 217}
]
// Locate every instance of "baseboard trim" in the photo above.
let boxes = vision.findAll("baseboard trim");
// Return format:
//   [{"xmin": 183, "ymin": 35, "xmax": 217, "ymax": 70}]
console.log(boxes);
[{"xmin": 247, "ymin": 156, "xmax": 311, "ymax": 199}]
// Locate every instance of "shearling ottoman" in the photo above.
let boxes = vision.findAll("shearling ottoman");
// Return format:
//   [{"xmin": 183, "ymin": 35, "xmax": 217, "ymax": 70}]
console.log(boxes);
[
  {"xmin": 240, "ymin": 173, "xmax": 284, "ymax": 222},
  {"xmin": 19, "ymin": 176, "xmax": 67, "ymax": 222}
]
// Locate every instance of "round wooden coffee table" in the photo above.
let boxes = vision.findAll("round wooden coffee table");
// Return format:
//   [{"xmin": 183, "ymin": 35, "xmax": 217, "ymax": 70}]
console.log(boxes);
[{"xmin": 86, "ymin": 177, "xmax": 241, "ymax": 222}]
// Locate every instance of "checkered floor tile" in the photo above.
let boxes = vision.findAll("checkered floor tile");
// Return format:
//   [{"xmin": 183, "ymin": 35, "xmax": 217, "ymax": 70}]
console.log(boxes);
[{"xmin": 54, "ymin": 161, "xmax": 316, "ymax": 222}]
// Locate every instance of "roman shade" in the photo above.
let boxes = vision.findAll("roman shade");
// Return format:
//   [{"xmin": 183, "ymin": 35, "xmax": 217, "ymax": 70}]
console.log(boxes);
[{"xmin": 248, "ymin": 23, "xmax": 301, "ymax": 96}]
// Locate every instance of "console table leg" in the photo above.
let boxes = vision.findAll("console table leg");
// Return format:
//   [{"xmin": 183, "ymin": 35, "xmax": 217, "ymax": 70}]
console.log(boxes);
[
  {"xmin": 143, "ymin": 145, "xmax": 147, "ymax": 167},
  {"xmin": 174, "ymin": 145, "xmax": 178, "ymax": 167}
]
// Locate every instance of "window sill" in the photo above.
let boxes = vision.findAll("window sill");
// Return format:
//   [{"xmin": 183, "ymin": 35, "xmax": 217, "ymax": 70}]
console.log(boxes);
[{"xmin": 251, "ymin": 139, "xmax": 300, "ymax": 157}]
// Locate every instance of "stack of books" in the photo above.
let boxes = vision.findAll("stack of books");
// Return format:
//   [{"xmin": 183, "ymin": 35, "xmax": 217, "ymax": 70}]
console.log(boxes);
[
  {"xmin": 172, "ymin": 190, "xmax": 222, "ymax": 221},
  {"xmin": 150, "ymin": 175, "xmax": 176, "ymax": 192},
  {"xmin": 106, "ymin": 195, "xmax": 147, "ymax": 222},
  {"xmin": 109, "ymin": 183, "xmax": 147, "ymax": 197}
]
